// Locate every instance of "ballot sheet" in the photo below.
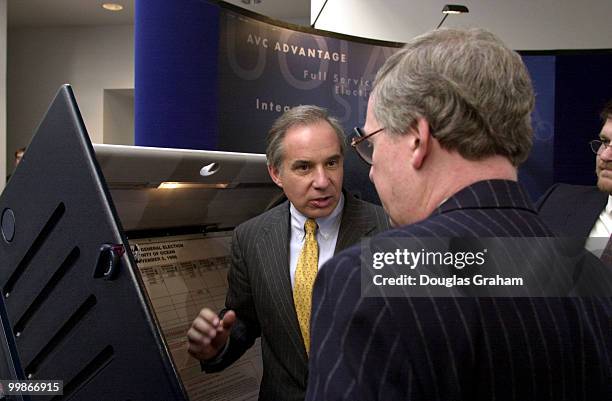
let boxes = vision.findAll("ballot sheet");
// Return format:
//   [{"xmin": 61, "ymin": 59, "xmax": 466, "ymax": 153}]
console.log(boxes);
[{"xmin": 130, "ymin": 232, "xmax": 263, "ymax": 401}]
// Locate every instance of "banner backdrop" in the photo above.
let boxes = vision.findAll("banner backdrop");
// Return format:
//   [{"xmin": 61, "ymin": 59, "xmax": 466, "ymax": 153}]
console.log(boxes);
[
  {"xmin": 217, "ymin": 8, "xmax": 400, "ymax": 202},
  {"xmin": 135, "ymin": 3, "xmax": 612, "ymax": 203},
  {"xmin": 216, "ymin": 7, "xmax": 554, "ymax": 202}
]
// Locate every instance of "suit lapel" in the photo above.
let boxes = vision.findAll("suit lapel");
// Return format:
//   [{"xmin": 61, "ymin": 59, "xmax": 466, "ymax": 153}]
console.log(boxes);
[
  {"xmin": 335, "ymin": 195, "xmax": 378, "ymax": 253},
  {"xmin": 256, "ymin": 203, "xmax": 308, "ymax": 363},
  {"xmin": 566, "ymin": 188, "xmax": 608, "ymax": 237}
]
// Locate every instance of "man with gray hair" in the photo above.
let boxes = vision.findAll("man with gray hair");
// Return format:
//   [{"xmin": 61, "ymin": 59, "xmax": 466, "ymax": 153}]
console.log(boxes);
[
  {"xmin": 187, "ymin": 105, "xmax": 388, "ymax": 401},
  {"xmin": 306, "ymin": 28, "xmax": 612, "ymax": 400}
]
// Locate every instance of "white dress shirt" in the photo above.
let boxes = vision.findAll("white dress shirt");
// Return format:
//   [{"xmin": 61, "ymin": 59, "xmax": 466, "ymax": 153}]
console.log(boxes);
[
  {"xmin": 288, "ymin": 193, "xmax": 344, "ymax": 288},
  {"xmin": 585, "ymin": 195, "xmax": 612, "ymax": 256}
]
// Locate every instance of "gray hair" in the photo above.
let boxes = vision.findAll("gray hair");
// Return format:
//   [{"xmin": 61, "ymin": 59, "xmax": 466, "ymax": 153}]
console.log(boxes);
[
  {"xmin": 266, "ymin": 105, "xmax": 346, "ymax": 169},
  {"xmin": 372, "ymin": 28, "xmax": 535, "ymax": 166}
]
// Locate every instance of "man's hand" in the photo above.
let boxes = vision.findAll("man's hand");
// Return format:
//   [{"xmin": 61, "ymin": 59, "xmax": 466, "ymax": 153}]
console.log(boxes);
[{"xmin": 187, "ymin": 308, "xmax": 236, "ymax": 361}]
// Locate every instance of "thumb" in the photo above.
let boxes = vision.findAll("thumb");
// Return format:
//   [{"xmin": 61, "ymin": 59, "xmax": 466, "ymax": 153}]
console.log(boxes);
[
  {"xmin": 211, "ymin": 310, "xmax": 236, "ymax": 350},
  {"xmin": 221, "ymin": 310, "xmax": 237, "ymax": 331}
]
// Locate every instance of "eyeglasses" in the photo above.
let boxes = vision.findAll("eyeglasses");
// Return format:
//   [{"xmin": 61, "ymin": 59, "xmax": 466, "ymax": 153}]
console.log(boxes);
[
  {"xmin": 589, "ymin": 139, "xmax": 612, "ymax": 155},
  {"xmin": 351, "ymin": 127, "xmax": 384, "ymax": 165}
]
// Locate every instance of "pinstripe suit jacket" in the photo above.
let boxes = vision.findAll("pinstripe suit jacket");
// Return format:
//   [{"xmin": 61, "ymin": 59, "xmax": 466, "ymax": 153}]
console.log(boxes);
[
  {"xmin": 306, "ymin": 180, "xmax": 612, "ymax": 401},
  {"xmin": 201, "ymin": 193, "xmax": 389, "ymax": 401}
]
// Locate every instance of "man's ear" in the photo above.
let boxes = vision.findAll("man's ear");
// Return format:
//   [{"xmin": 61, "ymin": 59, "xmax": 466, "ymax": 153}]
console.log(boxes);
[
  {"xmin": 268, "ymin": 164, "xmax": 283, "ymax": 188},
  {"xmin": 410, "ymin": 118, "xmax": 432, "ymax": 170}
]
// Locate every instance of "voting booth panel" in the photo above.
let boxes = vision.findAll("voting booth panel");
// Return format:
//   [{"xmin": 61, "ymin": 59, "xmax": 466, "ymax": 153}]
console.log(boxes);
[
  {"xmin": 94, "ymin": 143, "xmax": 282, "ymax": 234},
  {"xmin": 128, "ymin": 233, "xmax": 264, "ymax": 401},
  {"xmin": 0, "ymin": 85, "xmax": 277, "ymax": 400}
]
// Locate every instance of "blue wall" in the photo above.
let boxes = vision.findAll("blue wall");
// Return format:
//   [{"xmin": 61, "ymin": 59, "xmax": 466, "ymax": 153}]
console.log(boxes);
[{"xmin": 135, "ymin": 0, "xmax": 220, "ymax": 150}]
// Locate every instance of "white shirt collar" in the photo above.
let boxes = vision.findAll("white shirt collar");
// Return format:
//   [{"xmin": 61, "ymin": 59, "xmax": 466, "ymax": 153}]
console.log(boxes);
[
  {"xmin": 605, "ymin": 195, "xmax": 612, "ymax": 215},
  {"xmin": 289, "ymin": 193, "xmax": 345, "ymax": 241}
]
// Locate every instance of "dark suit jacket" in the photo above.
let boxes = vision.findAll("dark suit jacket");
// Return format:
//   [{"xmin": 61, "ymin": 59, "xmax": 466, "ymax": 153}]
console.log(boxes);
[
  {"xmin": 202, "ymin": 193, "xmax": 389, "ymax": 401},
  {"xmin": 307, "ymin": 180, "xmax": 612, "ymax": 401},
  {"xmin": 537, "ymin": 183, "xmax": 607, "ymax": 237}
]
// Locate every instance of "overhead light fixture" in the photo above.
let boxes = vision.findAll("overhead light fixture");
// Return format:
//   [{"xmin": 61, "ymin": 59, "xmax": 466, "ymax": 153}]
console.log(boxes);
[
  {"xmin": 241, "ymin": 0, "xmax": 262, "ymax": 4},
  {"xmin": 442, "ymin": 4, "xmax": 469, "ymax": 14},
  {"xmin": 436, "ymin": 4, "xmax": 469, "ymax": 29},
  {"xmin": 102, "ymin": 3, "xmax": 124, "ymax": 11}
]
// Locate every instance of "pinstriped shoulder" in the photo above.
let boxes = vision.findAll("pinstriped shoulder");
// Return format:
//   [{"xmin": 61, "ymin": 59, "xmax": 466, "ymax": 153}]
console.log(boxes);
[
  {"xmin": 344, "ymin": 195, "xmax": 390, "ymax": 233},
  {"xmin": 234, "ymin": 201, "xmax": 290, "ymax": 236}
]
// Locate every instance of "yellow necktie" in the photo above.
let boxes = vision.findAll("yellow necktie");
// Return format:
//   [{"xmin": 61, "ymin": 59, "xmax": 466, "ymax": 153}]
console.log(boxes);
[{"xmin": 294, "ymin": 218, "xmax": 318, "ymax": 355}]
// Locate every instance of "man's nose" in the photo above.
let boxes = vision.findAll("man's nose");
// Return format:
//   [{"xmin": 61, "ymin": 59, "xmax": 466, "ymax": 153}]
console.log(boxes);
[
  {"xmin": 312, "ymin": 166, "xmax": 330, "ymax": 189},
  {"xmin": 600, "ymin": 145, "xmax": 612, "ymax": 161}
]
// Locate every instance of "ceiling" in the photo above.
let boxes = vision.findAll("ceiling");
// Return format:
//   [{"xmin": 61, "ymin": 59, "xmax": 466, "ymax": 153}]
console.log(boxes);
[
  {"xmin": 8, "ymin": 0, "xmax": 134, "ymax": 27},
  {"xmin": 7, "ymin": 0, "xmax": 310, "ymax": 28}
]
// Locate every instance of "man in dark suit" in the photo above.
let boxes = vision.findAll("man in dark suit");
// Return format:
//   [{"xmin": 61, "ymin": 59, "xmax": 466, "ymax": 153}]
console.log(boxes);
[
  {"xmin": 306, "ymin": 28, "xmax": 612, "ymax": 401},
  {"xmin": 187, "ymin": 105, "xmax": 388, "ymax": 401},
  {"xmin": 538, "ymin": 100, "xmax": 612, "ymax": 253}
]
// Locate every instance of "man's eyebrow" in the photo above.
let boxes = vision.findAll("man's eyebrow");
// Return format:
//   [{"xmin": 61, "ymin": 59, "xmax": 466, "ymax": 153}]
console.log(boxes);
[{"xmin": 290, "ymin": 159, "xmax": 311, "ymax": 167}]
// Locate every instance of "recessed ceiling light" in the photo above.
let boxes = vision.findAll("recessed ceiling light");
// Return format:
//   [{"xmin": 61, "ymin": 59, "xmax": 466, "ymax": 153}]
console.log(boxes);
[{"xmin": 102, "ymin": 3, "xmax": 124, "ymax": 11}]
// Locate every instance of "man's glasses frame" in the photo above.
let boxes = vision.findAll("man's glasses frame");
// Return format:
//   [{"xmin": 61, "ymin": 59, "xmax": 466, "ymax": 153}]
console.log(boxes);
[
  {"xmin": 351, "ymin": 127, "xmax": 384, "ymax": 165},
  {"xmin": 589, "ymin": 139, "xmax": 612, "ymax": 155}
]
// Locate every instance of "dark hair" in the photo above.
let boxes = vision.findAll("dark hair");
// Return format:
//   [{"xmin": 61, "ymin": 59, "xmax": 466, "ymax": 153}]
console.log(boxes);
[{"xmin": 601, "ymin": 100, "xmax": 612, "ymax": 121}]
